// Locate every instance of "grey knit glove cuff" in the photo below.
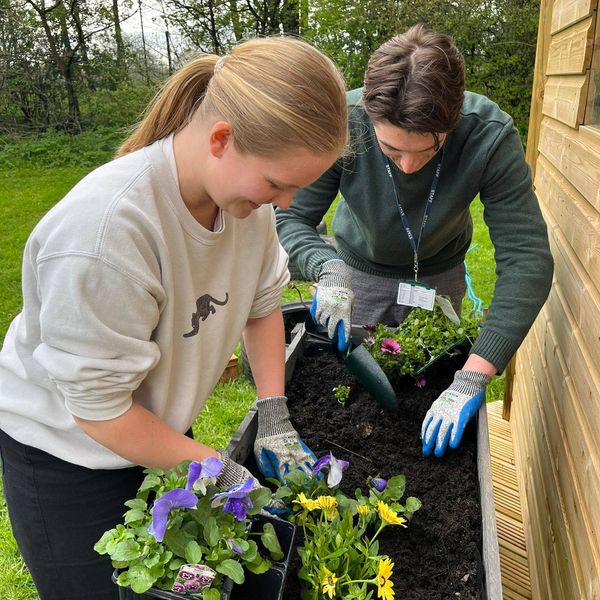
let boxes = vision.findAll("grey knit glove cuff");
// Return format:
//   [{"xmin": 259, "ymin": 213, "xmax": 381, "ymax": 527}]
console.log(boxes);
[
  {"xmin": 216, "ymin": 455, "xmax": 253, "ymax": 488},
  {"xmin": 255, "ymin": 396, "xmax": 295, "ymax": 438},
  {"xmin": 450, "ymin": 370, "xmax": 492, "ymax": 395},
  {"xmin": 319, "ymin": 259, "xmax": 352, "ymax": 288}
]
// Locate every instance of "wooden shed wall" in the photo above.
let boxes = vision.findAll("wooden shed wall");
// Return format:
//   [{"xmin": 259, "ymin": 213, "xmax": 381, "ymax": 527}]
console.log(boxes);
[{"xmin": 510, "ymin": 0, "xmax": 600, "ymax": 597}]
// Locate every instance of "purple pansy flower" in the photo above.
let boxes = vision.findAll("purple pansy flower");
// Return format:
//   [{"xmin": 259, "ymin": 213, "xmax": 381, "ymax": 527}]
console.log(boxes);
[
  {"xmin": 372, "ymin": 477, "xmax": 388, "ymax": 492},
  {"xmin": 415, "ymin": 376, "xmax": 427, "ymax": 388},
  {"xmin": 211, "ymin": 478, "xmax": 258, "ymax": 521},
  {"xmin": 362, "ymin": 324, "xmax": 377, "ymax": 332},
  {"xmin": 148, "ymin": 488, "xmax": 198, "ymax": 542},
  {"xmin": 186, "ymin": 457, "xmax": 224, "ymax": 493},
  {"xmin": 381, "ymin": 338, "xmax": 401, "ymax": 354},
  {"xmin": 310, "ymin": 452, "xmax": 349, "ymax": 488}
]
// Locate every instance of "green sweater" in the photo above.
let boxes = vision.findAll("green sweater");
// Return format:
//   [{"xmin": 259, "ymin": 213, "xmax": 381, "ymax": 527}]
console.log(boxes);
[{"xmin": 276, "ymin": 89, "xmax": 553, "ymax": 372}]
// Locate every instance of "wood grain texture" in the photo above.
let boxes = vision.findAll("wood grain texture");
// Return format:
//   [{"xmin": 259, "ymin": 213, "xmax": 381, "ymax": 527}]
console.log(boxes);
[
  {"xmin": 538, "ymin": 117, "xmax": 600, "ymax": 210},
  {"xmin": 551, "ymin": 0, "xmax": 597, "ymax": 34},
  {"xmin": 541, "ymin": 74, "xmax": 589, "ymax": 127},
  {"xmin": 546, "ymin": 16, "xmax": 595, "ymax": 74}
]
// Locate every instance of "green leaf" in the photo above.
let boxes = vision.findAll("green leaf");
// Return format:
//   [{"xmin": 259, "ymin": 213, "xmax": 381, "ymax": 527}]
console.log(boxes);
[
  {"xmin": 405, "ymin": 496, "xmax": 422, "ymax": 513},
  {"xmin": 386, "ymin": 475, "xmax": 406, "ymax": 500},
  {"xmin": 109, "ymin": 539, "xmax": 141, "ymax": 562},
  {"xmin": 203, "ymin": 589, "xmax": 221, "ymax": 600},
  {"xmin": 261, "ymin": 522, "xmax": 284, "ymax": 560},
  {"xmin": 185, "ymin": 540, "xmax": 203, "ymax": 564},
  {"xmin": 298, "ymin": 565, "xmax": 314, "ymax": 584},
  {"xmin": 124, "ymin": 498, "xmax": 147, "ymax": 511},
  {"xmin": 164, "ymin": 528, "xmax": 195, "ymax": 558},
  {"xmin": 138, "ymin": 473, "xmax": 162, "ymax": 492},
  {"xmin": 127, "ymin": 563, "xmax": 156, "ymax": 593},
  {"xmin": 124, "ymin": 509, "xmax": 147, "ymax": 525},
  {"xmin": 204, "ymin": 517, "xmax": 220, "ymax": 547},
  {"xmin": 216, "ymin": 559, "xmax": 245, "ymax": 584},
  {"xmin": 248, "ymin": 486, "xmax": 272, "ymax": 510},
  {"xmin": 324, "ymin": 547, "xmax": 347, "ymax": 561},
  {"xmin": 274, "ymin": 486, "xmax": 293, "ymax": 500},
  {"xmin": 243, "ymin": 540, "xmax": 258, "ymax": 563},
  {"xmin": 94, "ymin": 530, "xmax": 115, "ymax": 554},
  {"xmin": 245, "ymin": 556, "xmax": 271, "ymax": 575}
]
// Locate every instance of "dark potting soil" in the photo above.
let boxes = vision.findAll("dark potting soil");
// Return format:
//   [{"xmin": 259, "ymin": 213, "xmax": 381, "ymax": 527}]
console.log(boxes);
[{"xmin": 281, "ymin": 345, "xmax": 483, "ymax": 600}]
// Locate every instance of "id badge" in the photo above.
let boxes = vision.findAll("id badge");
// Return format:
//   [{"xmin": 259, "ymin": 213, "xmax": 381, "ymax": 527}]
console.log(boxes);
[{"xmin": 396, "ymin": 280, "xmax": 436, "ymax": 311}]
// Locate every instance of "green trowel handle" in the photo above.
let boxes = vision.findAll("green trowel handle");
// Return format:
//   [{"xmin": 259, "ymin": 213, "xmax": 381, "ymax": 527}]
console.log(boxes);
[{"xmin": 344, "ymin": 345, "xmax": 398, "ymax": 411}]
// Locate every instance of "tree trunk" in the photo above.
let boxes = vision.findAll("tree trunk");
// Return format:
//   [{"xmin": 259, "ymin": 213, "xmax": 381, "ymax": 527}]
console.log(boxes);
[
  {"xmin": 69, "ymin": 0, "xmax": 94, "ymax": 89},
  {"xmin": 112, "ymin": 0, "xmax": 126, "ymax": 75}
]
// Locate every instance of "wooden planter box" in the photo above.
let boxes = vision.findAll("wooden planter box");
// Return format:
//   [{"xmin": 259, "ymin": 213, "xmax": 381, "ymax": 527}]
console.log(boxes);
[{"xmin": 226, "ymin": 307, "xmax": 502, "ymax": 600}]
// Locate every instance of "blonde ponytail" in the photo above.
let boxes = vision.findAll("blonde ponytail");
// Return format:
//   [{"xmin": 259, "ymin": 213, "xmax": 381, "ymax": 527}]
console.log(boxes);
[
  {"xmin": 118, "ymin": 37, "xmax": 348, "ymax": 159},
  {"xmin": 118, "ymin": 55, "xmax": 218, "ymax": 156}
]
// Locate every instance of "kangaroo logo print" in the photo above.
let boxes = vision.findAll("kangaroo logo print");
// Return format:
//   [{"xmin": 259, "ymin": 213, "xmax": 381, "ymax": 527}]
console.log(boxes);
[{"xmin": 183, "ymin": 293, "xmax": 229, "ymax": 338}]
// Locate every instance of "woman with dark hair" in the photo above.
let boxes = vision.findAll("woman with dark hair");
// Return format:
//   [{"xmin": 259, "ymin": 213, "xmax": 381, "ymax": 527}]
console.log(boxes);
[{"xmin": 277, "ymin": 24, "xmax": 553, "ymax": 459}]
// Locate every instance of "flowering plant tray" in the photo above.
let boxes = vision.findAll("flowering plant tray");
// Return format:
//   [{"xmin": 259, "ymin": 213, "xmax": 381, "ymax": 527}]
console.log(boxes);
[{"xmin": 112, "ymin": 514, "xmax": 295, "ymax": 600}]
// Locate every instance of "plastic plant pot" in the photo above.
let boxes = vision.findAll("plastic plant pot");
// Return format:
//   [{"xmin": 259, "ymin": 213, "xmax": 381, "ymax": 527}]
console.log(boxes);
[{"xmin": 111, "ymin": 515, "xmax": 295, "ymax": 600}]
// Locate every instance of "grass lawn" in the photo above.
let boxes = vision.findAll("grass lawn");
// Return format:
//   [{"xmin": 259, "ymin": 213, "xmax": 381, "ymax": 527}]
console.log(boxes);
[{"xmin": 0, "ymin": 164, "xmax": 500, "ymax": 598}]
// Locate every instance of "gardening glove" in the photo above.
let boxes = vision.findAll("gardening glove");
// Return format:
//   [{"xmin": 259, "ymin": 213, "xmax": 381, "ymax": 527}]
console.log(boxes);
[
  {"xmin": 217, "ymin": 454, "xmax": 289, "ymax": 517},
  {"xmin": 421, "ymin": 370, "xmax": 491, "ymax": 458},
  {"xmin": 216, "ymin": 454, "xmax": 254, "ymax": 488},
  {"xmin": 254, "ymin": 396, "xmax": 317, "ymax": 482},
  {"xmin": 310, "ymin": 259, "xmax": 354, "ymax": 352}
]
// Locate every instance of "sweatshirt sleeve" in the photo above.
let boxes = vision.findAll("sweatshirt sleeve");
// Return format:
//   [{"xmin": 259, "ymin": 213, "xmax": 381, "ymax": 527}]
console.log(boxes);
[
  {"xmin": 31, "ymin": 255, "xmax": 162, "ymax": 420},
  {"xmin": 275, "ymin": 160, "xmax": 343, "ymax": 282},
  {"xmin": 472, "ymin": 122, "xmax": 553, "ymax": 372},
  {"xmin": 248, "ymin": 209, "xmax": 291, "ymax": 319}
]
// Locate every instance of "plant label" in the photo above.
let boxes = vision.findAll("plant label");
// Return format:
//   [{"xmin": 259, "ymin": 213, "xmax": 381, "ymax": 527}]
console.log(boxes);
[
  {"xmin": 435, "ymin": 295, "xmax": 461, "ymax": 325},
  {"xmin": 396, "ymin": 281, "xmax": 436, "ymax": 311}
]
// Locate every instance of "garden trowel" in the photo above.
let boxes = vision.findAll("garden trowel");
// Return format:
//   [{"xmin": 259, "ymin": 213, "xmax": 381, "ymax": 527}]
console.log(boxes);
[
  {"xmin": 304, "ymin": 316, "xmax": 398, "ymax": 411},
  {"xmin": 343, "ymin": 342, "xmax": 398, "ymax": 412}
]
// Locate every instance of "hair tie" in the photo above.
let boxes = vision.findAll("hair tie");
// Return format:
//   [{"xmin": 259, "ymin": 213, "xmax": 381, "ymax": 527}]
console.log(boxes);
[{"xmin": 214, "ymin": 56, "xmax": 227, "ymax": 73}]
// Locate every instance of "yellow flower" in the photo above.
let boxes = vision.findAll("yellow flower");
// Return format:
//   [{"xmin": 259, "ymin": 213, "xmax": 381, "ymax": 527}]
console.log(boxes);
[
  {"xmin": 377, "ymin": 558, "xmax": 395, "ymax": 600},
  {"xmin": 321, "ymin": 566, "xmax": 338, "ymax": 599},
  {"xmin": 377, "ymin": 501, "xmax": 407, "ymax": 527},
  {"xmin": 356, "ymin": 504, "xmax": 370, "ymax": 517},
  {"xmin": 316, "ymin": 496, "xmax": 338, "ymax": 510},
  {"xmin": 292, "ymin": 492, "xmax": 318, "ymax": 511},
  {"xmin": 316, "ymin": 495, "xmax": 339, "ymax": 519}
]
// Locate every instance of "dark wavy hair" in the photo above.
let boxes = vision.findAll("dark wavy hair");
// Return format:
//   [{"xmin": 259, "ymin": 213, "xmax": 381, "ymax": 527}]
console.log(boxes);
[{"xmin": 363, "ymin": 24, "xmax": 465, "ymax": 145}]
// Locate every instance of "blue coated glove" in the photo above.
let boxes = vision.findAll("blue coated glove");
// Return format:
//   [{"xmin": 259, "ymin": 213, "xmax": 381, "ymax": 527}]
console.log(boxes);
[
  {"xmin": 253, "ymin": 396, "xmax": 317, "ymax": 482},
  {"xmin": 421, "ymin": 370, "xmax": 491, "ymax": 457},
  {"xmin": 310, "ymin": 259, "xmax": 354, "ymax": 352}
]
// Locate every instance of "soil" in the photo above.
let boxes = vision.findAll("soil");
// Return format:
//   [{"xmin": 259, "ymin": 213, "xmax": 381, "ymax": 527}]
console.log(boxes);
[{"xmin": 279, "ymin": 340, "xmax": 483, "ymax": 600}]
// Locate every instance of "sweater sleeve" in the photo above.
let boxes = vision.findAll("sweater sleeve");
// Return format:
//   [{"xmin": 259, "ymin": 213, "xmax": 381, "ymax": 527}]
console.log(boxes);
[
  {"xmin": 275, "ymin": 160, "xmax": 343, "ymax": 282},
  {"xmin": 472, "ymin": 122, "xmax": 553, "ymax": 372},
  {"xmin": 249, "ymin": 208, "xmax": 291, "ymax": 319},
  {"xmin": 31, "ymin": 255, "xmax": 162, "ymax": 421}
]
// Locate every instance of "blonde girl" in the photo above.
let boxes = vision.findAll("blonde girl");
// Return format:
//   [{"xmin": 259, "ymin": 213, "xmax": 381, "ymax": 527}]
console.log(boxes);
[{"xmin": 0, "ymin": 36, "xmax": 347, "ymax": 599}]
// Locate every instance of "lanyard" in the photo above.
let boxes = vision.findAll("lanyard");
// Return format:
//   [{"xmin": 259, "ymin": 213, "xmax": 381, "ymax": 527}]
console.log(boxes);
[{"xmin": 381, "ymin": 147, "xmax": 444, "ymax": 281}]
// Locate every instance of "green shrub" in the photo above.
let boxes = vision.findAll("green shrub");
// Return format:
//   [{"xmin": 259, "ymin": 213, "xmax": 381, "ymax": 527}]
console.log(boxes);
[
  {"xmin": 79, "ymin": 83, "xmax": 155, "ymax": 130},
  {"xmin": 0, "ymin": 128, "xmax": 125, "ymax": 169}
]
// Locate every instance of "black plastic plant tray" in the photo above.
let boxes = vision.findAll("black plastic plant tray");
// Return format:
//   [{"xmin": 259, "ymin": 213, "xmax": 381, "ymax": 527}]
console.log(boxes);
[{"xmin": 112, "ymin": 515, "xmax": 295, "ymax": 600}]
